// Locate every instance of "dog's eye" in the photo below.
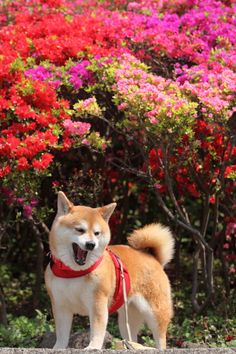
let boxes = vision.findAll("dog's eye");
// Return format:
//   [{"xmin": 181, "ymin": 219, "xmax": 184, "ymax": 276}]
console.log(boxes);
[
  {"xmin": 94, "ymin": 231, "xmax": 100, "ymax": 236},
  {"xmin": 75, "ymin": 227, "xmax": 85, "ymax": 234}
]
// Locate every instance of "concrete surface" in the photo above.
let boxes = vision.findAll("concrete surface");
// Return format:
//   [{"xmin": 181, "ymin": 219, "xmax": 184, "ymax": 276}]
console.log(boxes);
[{"xmin": 0, "ymin": 348, "xmax": 235, "ymax": 353}]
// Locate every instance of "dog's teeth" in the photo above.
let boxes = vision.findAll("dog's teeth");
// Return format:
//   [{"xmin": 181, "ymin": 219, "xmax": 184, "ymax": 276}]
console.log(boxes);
[{"xmin": 76, "ymin": 258, "xmax": 85, "ymax": 265}]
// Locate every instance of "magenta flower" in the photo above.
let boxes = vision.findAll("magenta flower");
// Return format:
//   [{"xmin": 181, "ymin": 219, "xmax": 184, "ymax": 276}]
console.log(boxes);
[
  {"xmin": 23, "ymin": 204, "xmax": 33, "ymax": 219},
  {"xmin": 24, "ymin": 66, "xmax": 62, "ymax": 88},
  {"xmin": 25, "ymin": 66, "xmax": 53, "ymax": 81},
  {"xmin": 68, "ymin": 60, "xmax": 93, "ymax": 90}
]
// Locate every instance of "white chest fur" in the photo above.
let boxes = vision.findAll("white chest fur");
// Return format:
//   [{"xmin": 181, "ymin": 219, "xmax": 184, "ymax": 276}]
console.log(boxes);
[{"xmin": 45, "ymin": 265, "xmax": 98, "ymax": 316}]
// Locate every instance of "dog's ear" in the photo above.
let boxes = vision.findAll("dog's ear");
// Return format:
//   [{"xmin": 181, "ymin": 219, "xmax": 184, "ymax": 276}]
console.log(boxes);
[
  {"xmin": 99, "ymin": 203, "xmax": 117, "ymax": 222},
  {"xmin": 57, "ymin": 191, "xmax": 73, "ymax": 216}
]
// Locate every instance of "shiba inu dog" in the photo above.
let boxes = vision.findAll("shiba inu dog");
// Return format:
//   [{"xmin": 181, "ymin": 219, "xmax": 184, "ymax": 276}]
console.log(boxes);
[{"xmin": 45, "ymin": 191, "xmax": 174, "ymax": 349}]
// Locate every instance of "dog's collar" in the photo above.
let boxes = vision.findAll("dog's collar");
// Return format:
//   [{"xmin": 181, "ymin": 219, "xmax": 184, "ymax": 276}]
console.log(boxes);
[{"xmin": 50, "ymin": 254, "xmax": 104, "ymax": 278}]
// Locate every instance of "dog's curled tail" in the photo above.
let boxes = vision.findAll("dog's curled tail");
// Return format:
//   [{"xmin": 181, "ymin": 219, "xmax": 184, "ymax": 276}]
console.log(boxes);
[{"xmin": 128, "ymin": 223, "xmax": 175, "ymax": 267}]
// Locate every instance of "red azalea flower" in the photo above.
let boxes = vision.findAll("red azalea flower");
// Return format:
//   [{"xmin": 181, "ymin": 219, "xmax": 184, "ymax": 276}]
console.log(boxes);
[
  {"xmin": 17, "ymin": 157, "xmax": 30, "ymax": 171},
  {"xmin": 0, "ymin": 165, "xmax": 11, "ymax": 178},
  {"xmin": 225, "ymin": 165, "xmax": 236, "ymax": 178},
  {"xmin": 225, "ymin": 335, "xmax": 235, "ymax": 342},
  {"xmin": 32, "ymin": 153, "xmax": 54, "ymax": 170}
]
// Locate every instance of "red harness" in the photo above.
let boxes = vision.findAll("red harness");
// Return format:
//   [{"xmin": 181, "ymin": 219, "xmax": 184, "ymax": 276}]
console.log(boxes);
[{"xmin": 50, "ymin": 248, "xmax": 130, "ymax": 314}]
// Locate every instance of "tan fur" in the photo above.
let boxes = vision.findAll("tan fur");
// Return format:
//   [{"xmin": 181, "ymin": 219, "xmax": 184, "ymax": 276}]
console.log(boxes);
[
  {"xmin": 45, "ymin": 192, "xmax": 174, "ymax": 350},
  {"xmin": 128, "ymin": 223, "xmax": 175, "ymax": 267}
]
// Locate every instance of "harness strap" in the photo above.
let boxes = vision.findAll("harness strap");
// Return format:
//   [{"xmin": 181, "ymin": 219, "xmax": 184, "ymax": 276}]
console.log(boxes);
[{"xmin": 107, "ymin": 248, "xmax": 131, "ymax": 314}]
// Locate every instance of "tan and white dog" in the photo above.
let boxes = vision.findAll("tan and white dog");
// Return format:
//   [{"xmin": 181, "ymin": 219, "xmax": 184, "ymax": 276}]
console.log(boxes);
[{"xmin": 45, "ymin": 191, "xmax": 174, "ymax": 350}]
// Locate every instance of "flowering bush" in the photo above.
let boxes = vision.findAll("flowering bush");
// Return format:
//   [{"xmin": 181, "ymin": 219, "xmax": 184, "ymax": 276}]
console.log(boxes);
[{"xmin": 0, "ymin": 0, "xmax": 235, "ymax": 318}]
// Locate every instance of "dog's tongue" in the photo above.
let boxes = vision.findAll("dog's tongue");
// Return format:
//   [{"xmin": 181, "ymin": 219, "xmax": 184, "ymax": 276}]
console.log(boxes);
[{"xmin": 72, "ymin": 243, "xmax": 88, "ymax": 266}]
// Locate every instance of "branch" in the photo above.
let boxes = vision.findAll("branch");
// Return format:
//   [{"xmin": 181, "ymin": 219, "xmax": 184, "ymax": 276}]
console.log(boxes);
[
  {"xmin": 201, "ymin": 195, "xmax": 210, "ymax": 238},
  {"xmin": 28, "ymin": 217, "xmax": 46, "ymax": 309},
  {"xmin": 0, "ymin": 284, "xmax": 7, "ymax": 326},
  {"xmin": 160, "ymin": 141, "xmax": 190, "ymax": 223}
]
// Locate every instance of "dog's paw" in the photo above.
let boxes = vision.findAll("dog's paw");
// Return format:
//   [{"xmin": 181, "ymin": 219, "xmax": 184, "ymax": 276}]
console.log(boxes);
[{"xmin": 83, "ymin": 346, "xmax": 100, "ymax": 350}]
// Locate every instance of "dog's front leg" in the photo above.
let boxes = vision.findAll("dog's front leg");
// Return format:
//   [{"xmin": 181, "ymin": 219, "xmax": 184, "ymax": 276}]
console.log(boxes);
[
  {"xmin": 52, "ymin": 305, "xmax": 73, "ymax": 349},
  {"xmin": 85, "ymin": 295, "xmax": 109, "ymax": 349}
]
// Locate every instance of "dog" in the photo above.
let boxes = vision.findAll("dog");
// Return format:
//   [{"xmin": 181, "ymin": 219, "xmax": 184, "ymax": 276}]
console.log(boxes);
[{"xmin": 45, "ymin": 191, "xmax": 174, "ymax": 349}]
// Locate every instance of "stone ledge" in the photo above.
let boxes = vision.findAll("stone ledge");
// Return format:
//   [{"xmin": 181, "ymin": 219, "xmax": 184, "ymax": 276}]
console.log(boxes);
[{"xmin": 0, "ymin": 348, "xmax": 235, "ymax": 354}]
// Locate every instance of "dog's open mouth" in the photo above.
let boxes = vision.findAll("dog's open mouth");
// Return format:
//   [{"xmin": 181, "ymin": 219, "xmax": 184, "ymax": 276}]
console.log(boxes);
[{"xmin": 72, "ymin": 243, "xmax": 88, "ymax": 266}]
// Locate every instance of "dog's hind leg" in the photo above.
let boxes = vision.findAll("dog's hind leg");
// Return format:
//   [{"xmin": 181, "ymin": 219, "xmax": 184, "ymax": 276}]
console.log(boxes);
[
  {"xmin": 52, "ymin": 305, "xmax": 73, "ymax": 349},
  {"xmin": 144, "ymin": 309, "xmax": 170, "ymax": 349},
  {"xmin": 118, "ymin": 303, "xmax": 143, "ymax": 342}
]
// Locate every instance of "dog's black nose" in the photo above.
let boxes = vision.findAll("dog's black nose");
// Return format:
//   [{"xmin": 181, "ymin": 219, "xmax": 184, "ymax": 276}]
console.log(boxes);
[{"xmin": 85, "ymin": 241, "xmax": 96, "ymax": 250}]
